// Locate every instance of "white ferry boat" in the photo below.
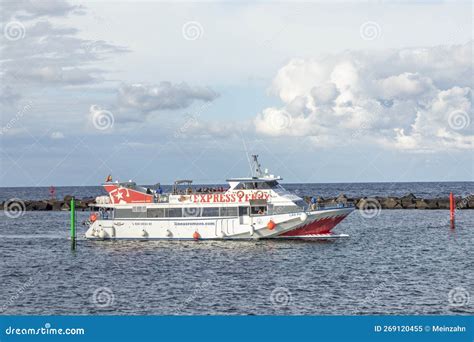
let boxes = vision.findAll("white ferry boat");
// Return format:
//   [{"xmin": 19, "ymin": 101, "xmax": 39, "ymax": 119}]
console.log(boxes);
[{"xmin": 85, "ymin": 156, "xmax": 354, "ymax": 240}]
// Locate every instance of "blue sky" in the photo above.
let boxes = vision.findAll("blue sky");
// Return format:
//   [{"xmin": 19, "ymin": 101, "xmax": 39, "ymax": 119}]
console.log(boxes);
[{"xmin": 0, "ymin": 0, "xmax": 472, "ymax": 186}]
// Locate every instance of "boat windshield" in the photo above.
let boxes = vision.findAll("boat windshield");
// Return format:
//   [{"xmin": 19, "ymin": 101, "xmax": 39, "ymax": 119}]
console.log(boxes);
[
  {"xmin": 235, "ymin": 180, "xmax": 281, "ymax": 190},
  {"xmin": 294, "ymin": 199, "xmax": 309, "ymax": 210}
]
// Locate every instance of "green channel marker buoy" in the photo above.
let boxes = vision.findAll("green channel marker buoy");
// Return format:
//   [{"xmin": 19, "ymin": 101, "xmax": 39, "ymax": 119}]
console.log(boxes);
[{"xmin": 70, "ymin": 197, "xmax": 76, "ymax": 249}]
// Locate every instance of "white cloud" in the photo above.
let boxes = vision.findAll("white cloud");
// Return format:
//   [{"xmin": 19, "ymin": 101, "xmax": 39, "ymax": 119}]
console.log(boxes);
[
  {"xmin": 376, "ymin": 72, "xmax": 434, "ymax": 100},
  {"xmin": 255, "ymin": 42, "xmax": 473, "ymax": 151},
  {"xmin": 13, "ymin": 65, "xmax": 98, "ymax": 85},
  {"xmin": 1, "ymin": 0, "xmax": 84, "ymax": 21},
  {"xmin": 0, "ymin": 2, "xmax": 128, "ymax": 91},
  {"xmin": 117, "ymin": 82, "xmax": 219, "ymax": 113},
  {"xmin": 50, "ymin": 131, "xmax": 64, "ymax": 139}
]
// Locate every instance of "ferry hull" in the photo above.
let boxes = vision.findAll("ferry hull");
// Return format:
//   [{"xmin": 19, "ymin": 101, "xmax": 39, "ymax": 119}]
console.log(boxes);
[{"xmin": 85, "ymin": 207, "xmax": 353, "ymax": 240}]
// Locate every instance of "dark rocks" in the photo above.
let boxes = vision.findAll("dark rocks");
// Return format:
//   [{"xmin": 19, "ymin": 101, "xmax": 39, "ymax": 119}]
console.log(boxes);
[
  {"xmin": 25, "ymin": 200, "xmax": 50, "ymax": 211},
  {"xmin": 468, "ymin": 195, "xmax": 474, "ymax": 208},
  {"xmin": 4, "ymin": 193, "xmax": 474, "ymax": 211},
  {"xmin": 306, "ymin": 193, "xmax": 473, "ymax": 210},
  {"xmin": 400, "ymin": 193, "xmax": 417, "ymax": 208},
  {"xmin": 423, "ymin": 199, "xmax": 439, "ymax": 209},
  {"xmin": 436, "ymin": 198, "xmax": 450, "ymax": 209},
  {"xmin": 456, "ymin": 197, "xmax": 469, "ymax": 209},
  {"xmin": 401, "ymin": 201, "xmax": 417, "ymax": 209},
  {"xmin": 354, "ymin": 198, "xmax": 366, "ymax": 209},
  {"xmin": 0, "ymin": 196, "xmax": 95, "ymax": 212},
  {"xmin": 401, "ymin": 193, "xmax": 416, "ymax": 200},
  {"xmin": 50, "ymin": 200, "xmax": 63, "ymax": 211},
  {"xmin": 381, "ymin": 197, "xmax": 402, "ymax": 209},
  {"xmin": 336, "ymin": 193, "xmax": 348, "ymax": 203},
  {"xmin": 415, "ymin": 199, "xmax": 429, "ymax": 209}
]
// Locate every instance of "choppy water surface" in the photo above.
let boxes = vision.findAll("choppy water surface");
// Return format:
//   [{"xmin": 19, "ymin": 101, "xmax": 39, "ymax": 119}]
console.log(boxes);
[{"xmin": 0, "ymin": 184, "xmax": 473, "ymax": 315}]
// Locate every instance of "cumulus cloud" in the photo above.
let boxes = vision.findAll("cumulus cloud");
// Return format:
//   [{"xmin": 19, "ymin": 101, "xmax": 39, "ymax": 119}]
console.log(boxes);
[
  {"xmin": 0, "ymin": 1, "xmax": 128, "ymax": 91},
  {"xmin": 0, "ymin": 0, "xmax": 129, "ymax": 136},
  {"xmin": 255, "ymin": 42, "xmax": 473, "ymax": 151},
  {"xmin": 117, "ymin": 82, "xmax": 219, "ymax": 113},
  {"xmin": 375, "ymin": 72, "xmax": 434, "ymax": 100}
]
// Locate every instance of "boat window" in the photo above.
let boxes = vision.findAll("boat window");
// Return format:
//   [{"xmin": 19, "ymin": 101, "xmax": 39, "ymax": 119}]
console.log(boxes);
[
  {"xmin": 250, "ymin": 206, "xmax": 266, "ymax": 216},
  {"xmin": 220, "ymin": 207, "xmax": 238, "ymax": 216},
  {"xmin": 235, "ymin": 182, "xmax": 257, "ymax": 190},
  {"xmin": 167, "ymin": 208, "xmax": 183, "ymax": 217},
  {"xmin": 114, "ymin": 209, "xmax": 147, "ymax": 218},
  {"xmin": 294, "ymin": 200, "xmax": 309, "ymax": 210},
  {"xmin": 270, "ymin": 205, "xmax": 300, "ymax": 215},
  {"xmin": 147, "ymin": 208, "xmax": 165, "ymax": 218},
  {"xmin": 238, "ymin": 206, "xmax": 249, "ymax": 216},
  {"xmin": 132, "ymin": 206, "xmax": 147, "ymax": 213},
  {"xmin": 183, "ymin": 207, "xmax": 202, "ymax": 217},
  {"xmin": 202, "ymin": 207, "xmax": 219, "ymax": 217},
  {"xmin": 235, "ymin": 181, "xmax": 279, "ymax": 190},
  {"xmin": 114, "ymin": 209, "xmax": 131, "ymax": 218},
  {"xmin": 257, "ymin": 181, "xmax": 279, "ymax": 189}
]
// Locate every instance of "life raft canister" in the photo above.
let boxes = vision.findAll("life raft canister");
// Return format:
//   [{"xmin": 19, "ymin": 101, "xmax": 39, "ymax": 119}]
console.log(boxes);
[{"xmin": 267, "ymin": 220, "xmax": 276, "ymax": 230}]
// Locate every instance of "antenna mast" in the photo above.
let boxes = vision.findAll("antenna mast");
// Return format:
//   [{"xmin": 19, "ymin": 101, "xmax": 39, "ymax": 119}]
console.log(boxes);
[
  {"xmin": 251, "ymin": 155, "xmax": 263, "ymax": 177},
  {"xmin": 240, "ymin": 133, "xmax": 254, "ymax": 177}
]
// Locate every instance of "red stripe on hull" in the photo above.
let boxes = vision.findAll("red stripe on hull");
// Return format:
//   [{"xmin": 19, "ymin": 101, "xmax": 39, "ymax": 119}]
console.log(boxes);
[{"xmin": 280, "ymin": 215, "xmax": 348, "ymax": 236}]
